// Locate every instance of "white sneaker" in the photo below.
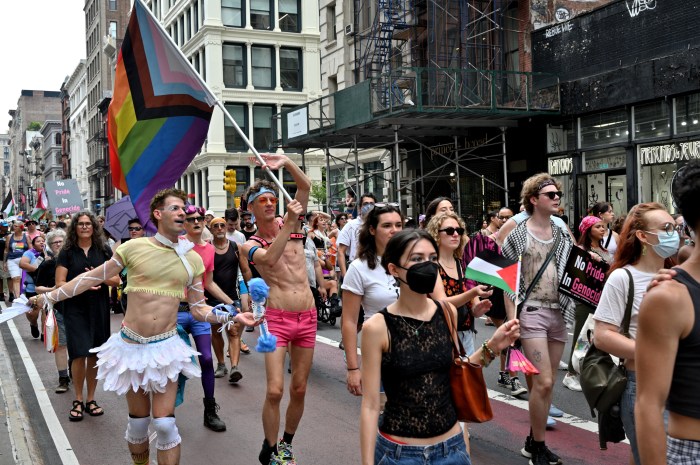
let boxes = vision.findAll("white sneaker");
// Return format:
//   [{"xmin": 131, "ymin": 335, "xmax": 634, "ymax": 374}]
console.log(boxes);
[
  {"xmin": 562, "ymin": 373, "xmax": 582, "ymax": 392},
  {"xmin": 558, "ymin": 360, "xmax": 568, "ymax": 370}
]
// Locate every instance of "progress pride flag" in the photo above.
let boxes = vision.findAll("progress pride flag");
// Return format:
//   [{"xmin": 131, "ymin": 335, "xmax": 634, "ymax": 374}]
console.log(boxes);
[{"xmin": 558, "ymin": 247, "xmax": 609, "ymax": 308}]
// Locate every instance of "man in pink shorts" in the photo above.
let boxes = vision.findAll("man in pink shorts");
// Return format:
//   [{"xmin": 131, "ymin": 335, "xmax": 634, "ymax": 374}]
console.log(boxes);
[{"xmin": 240, "ymin": 154, "xmax": 314, "ymax": 465}]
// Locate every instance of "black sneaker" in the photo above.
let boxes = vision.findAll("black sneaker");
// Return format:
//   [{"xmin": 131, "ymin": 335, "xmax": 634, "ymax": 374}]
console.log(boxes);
[
  {"xmin": 510, "ymin": 376, "xmax": 528, "ymax": 396},
  {"xmin": 56, "ymin": 376, "xmax": 70, "ymax": 394},
  {"xmin": 497, "ymin": 371, "xmax": 510, "ymax": 387},
  {"xmin": 521, "ymin": 436, "xmax": 562, "ymax": 465},
  {"xmin": 30, "ymin": 324, "xmax": 40, "ymax": 339}
]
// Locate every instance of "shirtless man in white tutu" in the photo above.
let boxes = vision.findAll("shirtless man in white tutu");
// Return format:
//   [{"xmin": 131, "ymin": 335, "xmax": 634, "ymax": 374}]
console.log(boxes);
[{"xmin": 33, "ymin": 188, "xmax": 257, "ymax": 465}]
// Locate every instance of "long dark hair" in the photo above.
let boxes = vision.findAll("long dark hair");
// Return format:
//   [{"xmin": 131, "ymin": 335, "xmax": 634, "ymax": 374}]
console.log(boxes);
[
  {"xmin": 357, "ymin": 204, "xmax": 403, "ymax": 269},
  {"xmin": 63, "ymin": 210, "xmax": 109, "ymax": 255},
  {"xmin": 381, "ymin": 229, "xmax": 438, "ymax": 273},
  {"xmin": 424, "ymin": 197, "xmax": 453, "ymax": 227}
]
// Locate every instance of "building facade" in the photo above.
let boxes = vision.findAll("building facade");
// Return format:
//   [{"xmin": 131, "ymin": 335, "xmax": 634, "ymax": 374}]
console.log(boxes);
[
  {"xmin": 84, "ymin": 0, "xmax": 131, "ymax": 215},
  {"xmin": 40, "ymin": 121, "xmax": 64, "ymax": 184},
  {"xmin": 0, "ymin": 134, "xmax": 10, "ymax": 197},
  {"xmin": 7, "ymin": 90, "xmax": 62, "ymax": 213},
  {"xmin": 64, "ymin": 60, "xmax": 91, "ymax": 208},
  {"xmin": 532, "ymin": 0, "xmax": 700, "ymax": 225},
  {"xmin": 146, "ymin": 0, "xmax": 323, "ymax": 215}
]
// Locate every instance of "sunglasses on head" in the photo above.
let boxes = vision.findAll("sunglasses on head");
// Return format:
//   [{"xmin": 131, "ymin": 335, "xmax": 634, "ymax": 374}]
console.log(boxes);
[
  {"xmin": 539, "ymin": 191, "xmax": 563, "ymax": 200},
  {"xmin": 185, "ymin": 216, "xmax": 203, "ymax": 223},
  {"xmin": 184, "ymin": 205, "xmax": 206, "ymax": 216},
  {"xmin": 128, "ymin": 226, "xmax": 143, "ymax": 232},
  {"xmin": 374, "ymin": 202, "xmax": 400, "ymax": 208},
  {"xmin": 438, "ymin": 227, "xmax": 465, "ymax": 236}
]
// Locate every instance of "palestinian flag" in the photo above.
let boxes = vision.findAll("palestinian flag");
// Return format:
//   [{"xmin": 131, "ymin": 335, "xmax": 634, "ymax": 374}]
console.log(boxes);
[
  {"xmin": 2, "ymin": 189, "xmax": 15, "ymax": 218},
  {"xmin": 466, "ymin": 249, "xmax": 520, "ymax": 294}
]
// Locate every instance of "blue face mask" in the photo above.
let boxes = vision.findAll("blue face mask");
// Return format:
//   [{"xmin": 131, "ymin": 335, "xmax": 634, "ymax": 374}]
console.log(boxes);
[{"xmin": 645, "ymin": 231, "xmax": 680, "ymax": 259}]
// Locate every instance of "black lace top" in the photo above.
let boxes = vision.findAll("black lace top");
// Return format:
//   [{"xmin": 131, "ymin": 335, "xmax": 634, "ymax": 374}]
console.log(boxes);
[{"xmin": 379, "ymin": 301, "xmax": 457, "ymax": 438}]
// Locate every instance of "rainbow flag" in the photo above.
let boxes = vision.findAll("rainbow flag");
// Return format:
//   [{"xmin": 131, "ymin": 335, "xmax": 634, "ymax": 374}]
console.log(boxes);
[{"xmin": 108, "ymin": 0, "xmax": 216, "ymax": 229}]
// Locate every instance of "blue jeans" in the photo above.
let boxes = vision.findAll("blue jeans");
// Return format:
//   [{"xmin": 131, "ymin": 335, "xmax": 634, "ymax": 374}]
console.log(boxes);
[
  {"xmin": 621, "ymin": 370, "xmax": 640, "ymax": 465},
  {"xmin": 375, "ymin": 431, "xmax": 471, "ymax": 465}
]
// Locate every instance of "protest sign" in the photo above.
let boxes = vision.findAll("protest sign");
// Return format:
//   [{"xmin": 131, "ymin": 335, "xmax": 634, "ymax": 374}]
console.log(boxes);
[
  {"xmin": 45, "ymin": 179, "xmax": 83, "ymax": 217},
  {"xmin": 558, "ymin": 247, "xmax": 609, "ymax": 308}
]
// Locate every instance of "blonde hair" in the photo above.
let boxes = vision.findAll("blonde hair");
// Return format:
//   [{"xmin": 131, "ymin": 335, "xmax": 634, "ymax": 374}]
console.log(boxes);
[
  {"xmin": 426, "ymin": 212, "xmax": 468, "ymax": 260},
  {"xmin": 520, "ymin": 173, "xmax": 562, "ymax": 214}
]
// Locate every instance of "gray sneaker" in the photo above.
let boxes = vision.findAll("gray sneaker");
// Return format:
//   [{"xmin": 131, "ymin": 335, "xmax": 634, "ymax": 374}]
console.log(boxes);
[
  {"xmin": 510, "ymin": 377, "xmax": 528, "ymax": 397},
  {"xmin": 214, "ymin": 363, "xmax": 228, "ymax": 378},
  {"xmin": 229, "ymin": 366, "xmax": 243, "ymax": 384}
]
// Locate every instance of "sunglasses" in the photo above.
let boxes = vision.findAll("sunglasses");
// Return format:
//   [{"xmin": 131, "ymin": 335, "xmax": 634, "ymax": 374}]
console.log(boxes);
[
  {"xmin": 438, "ymin": 227, "xmax": 465, "ymax": 236},
  {"xmin": 184, "ymin": 205, "xmax": 206, "ymax": 216},
  {"xmin": 185, "ymin": 216, "xmax": 203, "ymax": 223},
  {"xmin": 257, "ymin": 196, "xmax": 278, "ymax": 205},
  {"xmin": 211, "ymin": 224, "xmax": 226, "ymax": 229},
  {"xmin": 374, "ymin": 202, "xmax": 400, "ymax": 208},
  {"xmin": 539, "ymin": 191, "xmax": 563, "ymax": 200},
  {"xmin": 128, "ymin": 226, "xmax": 143, "ymax": 232},
  {"xmin": 498, "ymin": 215, "xmax": 512, "ymax": 220}
]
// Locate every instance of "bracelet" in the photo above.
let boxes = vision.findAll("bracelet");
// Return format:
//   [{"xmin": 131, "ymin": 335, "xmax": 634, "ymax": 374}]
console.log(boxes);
[
  {"xmin": 347, "ymin": 367, "xmax": 360, "ymax": 371},
  {"xmin": 482, "ymin": 340, "xmax": 497, "ymax": 360},
  {"xmin": 480, "ymin": 350, "xmax": 492, "ymax": 367}
]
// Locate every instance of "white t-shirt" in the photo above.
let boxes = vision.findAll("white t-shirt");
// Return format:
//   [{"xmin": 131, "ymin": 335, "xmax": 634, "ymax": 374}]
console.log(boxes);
[
  {"xmin": 304, "ymin": 238, "xmax": 320, "ymax": 287},
  {"xmin": 593, "ymin": 265, "xmax": 654, "ymax": 340},
  {"xmin": 337, "ymin": 217, "xmax": 362, "ymax": 262},
  {"xmin": 341, "ymin": 257, "xmax": 399, "ymax": 319},
  {"xmin": 226, "ymin": 230, "xmax": 246, "ymax": 245},
  {"xmin": 602, "ymin": 232, "xmax": 618, "ymax": 257},
  {"xmin": 512, "ymin": 210, "xmax": 567, "ymax": 230}
]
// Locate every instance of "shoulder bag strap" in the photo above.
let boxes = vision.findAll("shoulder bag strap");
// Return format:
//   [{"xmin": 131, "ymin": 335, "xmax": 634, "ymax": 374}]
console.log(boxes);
[
  {"xmin": 517, "ymin": 228, "xmax": 561, "ymax": 317},
  {"xmin": 439, "ymin": 300, "xmax": 466, "ymax": 358},
  {"xmin": 603, "ymin": 225, "xmax": 613, "ymax": 249},
  {"xmin": 620, "ymin": 268, "xmax": 634, "ymax": 337}
]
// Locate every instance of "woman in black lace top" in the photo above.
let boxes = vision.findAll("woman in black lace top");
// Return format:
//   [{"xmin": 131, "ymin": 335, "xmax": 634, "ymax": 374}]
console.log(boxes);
[{"xmin": 360, "ymin": 229, "xmax": 520, "ymax": 465}]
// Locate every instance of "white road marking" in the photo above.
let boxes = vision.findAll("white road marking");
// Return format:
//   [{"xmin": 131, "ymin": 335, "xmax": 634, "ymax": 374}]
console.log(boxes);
[
  {"xmin": 316, "ymin": 333, "xmax": 627, "ymax": 443},
  {"xmin": 7, "ymin": 319, "xmax": 81, "ymax": 464}
]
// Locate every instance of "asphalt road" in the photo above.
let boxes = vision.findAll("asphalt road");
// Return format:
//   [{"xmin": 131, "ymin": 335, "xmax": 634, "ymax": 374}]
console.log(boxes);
[{"xmin": 3, "ymin": 309, "xmax": 631, "ymax": 465}]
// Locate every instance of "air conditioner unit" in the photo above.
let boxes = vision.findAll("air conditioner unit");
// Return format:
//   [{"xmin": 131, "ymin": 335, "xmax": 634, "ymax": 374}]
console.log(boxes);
[{"xmin": 345, "ymin": 24, "xmax": 354, "ymax": 36}]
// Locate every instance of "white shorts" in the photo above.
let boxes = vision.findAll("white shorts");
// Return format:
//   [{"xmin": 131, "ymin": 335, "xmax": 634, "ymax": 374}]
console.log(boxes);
[{"xmin": 6, "ymin": 258, "xmax": 22, "ymax": 278}]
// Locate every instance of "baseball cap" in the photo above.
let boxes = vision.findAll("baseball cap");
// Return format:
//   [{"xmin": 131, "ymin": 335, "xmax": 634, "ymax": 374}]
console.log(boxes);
[
  {"xmin": 205, "ymin": 210, "xmax": 215, "ymax": 217},
  {"xmin": 25, "ymin": 219, "xmax": 38, "ymax": 225}
]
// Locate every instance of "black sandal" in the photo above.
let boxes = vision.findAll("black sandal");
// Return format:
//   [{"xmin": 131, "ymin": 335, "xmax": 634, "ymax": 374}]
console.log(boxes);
[
  {"xmin": 85, "ymin": 400, "xmax": 104, "ymax": 417},
  {"xmin": 69, "ymin": 401, "xmax": 84, "ymax": 422}
]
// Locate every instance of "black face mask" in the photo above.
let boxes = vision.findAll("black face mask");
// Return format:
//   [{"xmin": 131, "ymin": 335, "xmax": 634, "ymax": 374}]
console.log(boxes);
[{"xmin": 396, "ymin": 261, "xmax": 439, "ymax": 294}]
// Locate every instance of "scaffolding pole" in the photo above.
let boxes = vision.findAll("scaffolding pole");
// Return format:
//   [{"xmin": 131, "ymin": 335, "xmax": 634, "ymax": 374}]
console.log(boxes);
[
  {"xmin": 394, "ymin": 127, "xmax": 401, "ymax": 205},
  {"xmin": 454, "ymin": 135, "xmax": 461, "ymax": 214},
  {"xmin": 325, "ymin": 145, "xmax": 332, "ymax": 212},
  {"xmin": 501, "ymin": 127, "xmax": 509, "ymax": 207}
]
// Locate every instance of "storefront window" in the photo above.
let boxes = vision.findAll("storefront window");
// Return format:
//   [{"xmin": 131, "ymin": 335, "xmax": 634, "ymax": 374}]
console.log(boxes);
[
  {"xmin": 546, "ymin": 120, "xmax": 576, "ymax": 153},
  {"xmin": 639, "ymin": 140, "xmax": 700, "ymax": 213},
  {"xmin": 580, "ymin": 109, "xmax": 628, "ymax": 149},
  {"xmin": 675, "ymin": 93, "xmax": 700, "ymax": 135},
  {"xmin": 634, "ymin": 100, "xmax": 670, "ymax": 140},
  {"xmin": 547, "ymin": 156, "xmax": 574, "ymax": 228}
]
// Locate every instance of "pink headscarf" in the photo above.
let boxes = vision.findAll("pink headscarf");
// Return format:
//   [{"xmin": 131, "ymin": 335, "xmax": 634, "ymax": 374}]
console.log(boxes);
[{"xmin": 579, "ymin": 215, "xmax": 603, "ymax": 235}]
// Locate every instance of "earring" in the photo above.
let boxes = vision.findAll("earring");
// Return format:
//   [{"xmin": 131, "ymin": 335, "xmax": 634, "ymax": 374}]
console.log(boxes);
[{"xmin": 642, "ymin": 244, "xmax": 646, "ymax": 256}]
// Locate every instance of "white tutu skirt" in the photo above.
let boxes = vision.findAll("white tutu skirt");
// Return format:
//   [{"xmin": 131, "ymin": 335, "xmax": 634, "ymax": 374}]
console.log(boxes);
[{"xmin": 90, "ymin": 333, "xmax": 201, "ymax": 395}]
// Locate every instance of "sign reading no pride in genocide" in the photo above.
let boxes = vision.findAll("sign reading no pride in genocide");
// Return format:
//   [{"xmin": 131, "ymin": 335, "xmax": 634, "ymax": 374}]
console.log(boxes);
[
  {"xmin": 558, "ymin": 247, "xmax": 609, "ymax": 308},
  {"xmin": 45, "ymin": 179, "xmax": 83, "ymax": 216}
]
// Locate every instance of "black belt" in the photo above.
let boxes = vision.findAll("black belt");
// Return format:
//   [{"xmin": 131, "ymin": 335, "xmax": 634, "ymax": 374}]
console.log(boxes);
[{"xmin": 178, "ymin": 302, "xmax": 190, "ymax": 312}]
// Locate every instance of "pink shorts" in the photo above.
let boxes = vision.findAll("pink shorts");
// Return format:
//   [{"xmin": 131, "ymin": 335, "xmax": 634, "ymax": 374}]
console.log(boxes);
[
  {"xmin": 266, "ymin": 308, "xmax": 317, "ymax": 348},
  {"xmin": 519, "ymin": 304, "xmax": 568, "ymax": 343}
]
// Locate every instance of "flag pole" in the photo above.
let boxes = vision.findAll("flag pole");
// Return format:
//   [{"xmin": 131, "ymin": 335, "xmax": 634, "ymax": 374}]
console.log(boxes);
[{"xmin": 135, "ymin": 0, "xmax": 293, "ymax": 203}]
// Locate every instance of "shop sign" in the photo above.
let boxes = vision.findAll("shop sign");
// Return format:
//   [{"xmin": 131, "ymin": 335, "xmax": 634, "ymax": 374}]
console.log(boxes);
[
  {"xmin": 640, "ymin": 140, "xmax": 700, "ymax": 166},
  {"xmin": 548, "ymin": 157, "xmax": 573, "ymax": 175},
  {"xmin": 287, "ymin": 107, "xmax": 308, "ymax": 138}
]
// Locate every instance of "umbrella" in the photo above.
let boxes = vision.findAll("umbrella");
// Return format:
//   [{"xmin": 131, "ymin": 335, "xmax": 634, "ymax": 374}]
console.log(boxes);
[{"xmin": 105, "ymin": 196, "xmax": 138, "ymax": 240}]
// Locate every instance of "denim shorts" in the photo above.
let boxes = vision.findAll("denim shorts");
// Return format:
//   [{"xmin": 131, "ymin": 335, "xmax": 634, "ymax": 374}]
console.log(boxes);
[
  {"xmin": 621, "ymin": 370, "xmax": 640, "ymax": 465},
  {"xmin": 375, "ymin": 430, "xmax": 471, "ymax": 465},
  {"xmin": 458, "ymin": 330, "xmax": 475, "ymax": 356},
  {"xmin": 176, "ymin": 310, "xmax": 211, "ymax": 337}
]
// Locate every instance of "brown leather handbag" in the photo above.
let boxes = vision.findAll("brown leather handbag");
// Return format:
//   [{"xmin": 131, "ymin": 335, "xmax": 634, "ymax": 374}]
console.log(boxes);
[{"xmin": 440, "ymin": 300, "xmax": 494, "ymax": 423}]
